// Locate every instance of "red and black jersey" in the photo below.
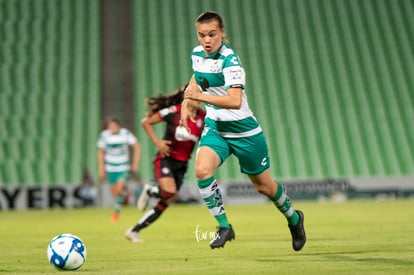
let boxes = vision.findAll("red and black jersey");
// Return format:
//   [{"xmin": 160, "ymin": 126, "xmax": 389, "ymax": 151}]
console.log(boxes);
[{"xmin": 156, "ymin": 104, "xmax": 205, "ymax": 162}]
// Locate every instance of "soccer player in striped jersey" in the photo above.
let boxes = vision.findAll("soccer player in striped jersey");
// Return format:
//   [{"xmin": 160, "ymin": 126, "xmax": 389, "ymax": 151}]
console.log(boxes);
[
  {"xmin": 125, "ymin": 85, "xmax": 205, "ymax": 243},
  {"xmin": 97, "ymin": 118, "xmax": 141, "ymax": 222},
  {"xmin": 181, "ymin": 11, "xmax": 306, "ymax": 250}
]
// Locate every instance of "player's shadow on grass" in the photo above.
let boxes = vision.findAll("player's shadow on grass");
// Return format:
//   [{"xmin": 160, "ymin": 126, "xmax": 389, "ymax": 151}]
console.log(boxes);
[
  {"xmin": 256, "ymin": 251, "xmax": 414, "ymax": 267},
  {"xmin": 323, "ymin": 254, "xmax": 414, "ymax": 266}
]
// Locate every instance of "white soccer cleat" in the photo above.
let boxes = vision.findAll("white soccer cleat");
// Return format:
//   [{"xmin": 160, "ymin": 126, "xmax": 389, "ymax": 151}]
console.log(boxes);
[
  {"xmin": 137, "ymin": 184, "xmax": 151, "ymax": 211},
  {"xmin": 125, "ymin": 228, "xmax": 143, "ymax": 243}
]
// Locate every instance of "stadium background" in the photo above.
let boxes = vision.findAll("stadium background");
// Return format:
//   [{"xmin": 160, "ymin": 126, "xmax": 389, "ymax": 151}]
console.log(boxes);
[{"xmin": 0, "ymin": 0, "xmax": 413, "ymax": 206}]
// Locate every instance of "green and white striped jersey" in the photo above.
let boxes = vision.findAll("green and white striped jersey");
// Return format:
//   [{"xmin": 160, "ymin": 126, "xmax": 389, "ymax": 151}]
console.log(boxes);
[
  {"xmin": 191, "ymin": 42, "xmax": 262, "ymax": 138},
  {"xmin": 97, "ymin": 128, "xmax": 137, "ymax": 172}
]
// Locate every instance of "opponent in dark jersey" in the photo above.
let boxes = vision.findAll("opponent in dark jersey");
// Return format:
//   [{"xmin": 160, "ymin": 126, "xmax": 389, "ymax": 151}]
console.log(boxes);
[{"xmin": 125, "ymin": 85, "xmax": 205, "ymax": 242}]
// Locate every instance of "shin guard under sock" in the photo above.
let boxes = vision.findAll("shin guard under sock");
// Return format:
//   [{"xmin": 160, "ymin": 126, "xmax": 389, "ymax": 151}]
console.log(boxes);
[{"xmin": 198, "ymin": 176, "xmax": 230, "ymax": 228}]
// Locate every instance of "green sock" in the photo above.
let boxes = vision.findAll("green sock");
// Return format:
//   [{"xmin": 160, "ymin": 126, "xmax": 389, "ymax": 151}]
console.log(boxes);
[
  {"xmin": 114, "ymin": 190, "xmax": 127, "ymax": 213},
  {"xmin": 113, "ymin": 201, "xmax": 121, "ymax": 213},
  {"xmin": 271, "ymin": 182, "xmax": 299, "ymax": 225},
  {"xmin": 198, "ymin": 176, "xmax": 230, "ymax": 228}
]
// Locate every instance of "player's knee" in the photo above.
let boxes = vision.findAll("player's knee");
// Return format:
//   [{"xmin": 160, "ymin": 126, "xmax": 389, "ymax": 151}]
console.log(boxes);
[
  {"xmin": 195, "ymin": 164, "xmax": 214, "ymax": 180},
  {"xmin": 111, "ymin": 183, "xmax": 125, "ymax": 196},
  {"xmin": 159, "ymin": 189, "xmax": 176, "ymax": 200}
]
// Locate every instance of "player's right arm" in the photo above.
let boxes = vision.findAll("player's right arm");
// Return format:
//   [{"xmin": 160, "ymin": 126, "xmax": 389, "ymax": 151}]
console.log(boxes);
[{"xmin": 141, "ymin": 114, "xmax": 172, "ymax": 157}]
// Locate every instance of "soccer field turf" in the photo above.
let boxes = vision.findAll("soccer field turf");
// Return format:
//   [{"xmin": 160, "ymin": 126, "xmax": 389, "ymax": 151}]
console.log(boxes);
[{"xmin": 1, "ymin": 199, "xmax": 413, "ymax": 274}]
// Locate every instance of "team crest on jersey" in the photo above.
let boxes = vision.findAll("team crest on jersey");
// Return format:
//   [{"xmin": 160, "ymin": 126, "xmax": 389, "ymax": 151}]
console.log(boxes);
[
  {"xmin": 210, "ymin": 61, "xmax": 220, "ymax": 73},
  {"xmin": 162, "ymin": 167, "xmax": 170, "ymax": 175}
]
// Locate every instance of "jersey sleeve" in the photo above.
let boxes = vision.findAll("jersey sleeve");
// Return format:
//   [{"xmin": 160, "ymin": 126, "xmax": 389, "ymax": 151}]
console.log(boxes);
[
  {"xmin": 97, "ymin": 132, "xmax": 106, "ymax": 148},
  {"xmin": 126, "ymin": 130, "xmax": 138, "ymax": 145},
  {"xmin": 222, "ymin": 54, "xmax": 245, "ymax": 90}
]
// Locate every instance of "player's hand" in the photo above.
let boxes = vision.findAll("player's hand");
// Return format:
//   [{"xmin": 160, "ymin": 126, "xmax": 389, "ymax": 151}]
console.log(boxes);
[
  {"xmin": 156, "ymin": 139, "xmax": 172, "ymax": 157},
  {"xmin": 183, "ymin": 85, "xmax": 201, "ymax": 101}
]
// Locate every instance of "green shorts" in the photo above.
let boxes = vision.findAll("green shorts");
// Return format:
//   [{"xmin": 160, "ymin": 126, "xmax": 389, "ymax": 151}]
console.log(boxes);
[
  {"xmin": 199, "ymin": 128, "xmax": 270, "ymax": 175},
  {"xmin": 106, "ymin": 171, "xmax": 129, "ymax": 185}
]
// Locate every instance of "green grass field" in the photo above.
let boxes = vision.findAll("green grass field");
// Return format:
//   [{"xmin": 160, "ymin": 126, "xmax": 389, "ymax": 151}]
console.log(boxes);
[{"xmin": 1, "ymin": 199, "xmax": 413, "ymax": 274}]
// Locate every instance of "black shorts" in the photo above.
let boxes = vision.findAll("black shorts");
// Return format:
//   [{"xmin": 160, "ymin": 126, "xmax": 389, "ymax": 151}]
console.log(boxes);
[{"xmin": 153, "ymin": 155, "xmax": 188, "ymax": 191}]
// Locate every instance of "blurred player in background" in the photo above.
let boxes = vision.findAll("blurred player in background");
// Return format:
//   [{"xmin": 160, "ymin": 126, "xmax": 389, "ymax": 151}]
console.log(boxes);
[
  {"xmin": 125, "ymin": 85, "xmax": 205, "ymax": 242},
  {"xmin": 181, "ymin": 11, "xmax": 306, "ymax": 250},
  {"xmin": 97, "ymin": 117, "xmax": 141, "ymax": 222}
]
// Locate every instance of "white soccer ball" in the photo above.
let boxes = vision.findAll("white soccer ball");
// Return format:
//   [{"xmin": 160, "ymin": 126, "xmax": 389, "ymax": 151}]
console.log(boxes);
[{"xmin": 47, "ymin": 233, "xmax": 87, "ymax": 270}]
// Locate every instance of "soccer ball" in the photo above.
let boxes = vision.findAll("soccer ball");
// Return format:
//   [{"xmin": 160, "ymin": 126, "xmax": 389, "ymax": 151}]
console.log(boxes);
[{"xmin": 47, "ymin": 233, "xmax": 87, "ymax": 270}]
